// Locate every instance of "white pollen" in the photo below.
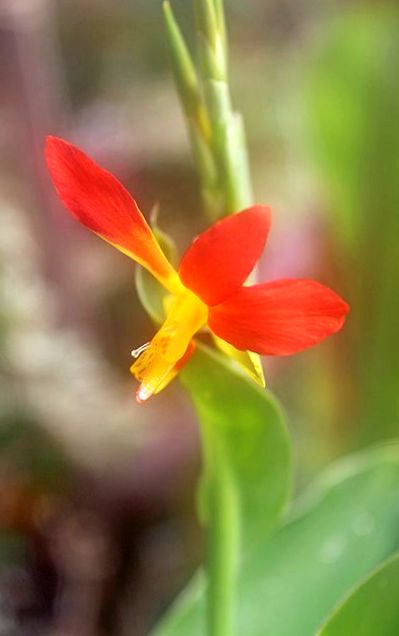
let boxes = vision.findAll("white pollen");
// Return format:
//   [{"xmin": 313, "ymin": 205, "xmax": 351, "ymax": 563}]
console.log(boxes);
[{"xmin": 131, "ymin": 342, "xmax": 150, "ymax": 359}]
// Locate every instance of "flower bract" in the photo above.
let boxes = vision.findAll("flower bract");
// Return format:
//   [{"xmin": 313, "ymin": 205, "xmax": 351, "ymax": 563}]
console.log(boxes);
[{"xmin": 45, "ymin": 136, "xmax": 349, "ymax": 403}]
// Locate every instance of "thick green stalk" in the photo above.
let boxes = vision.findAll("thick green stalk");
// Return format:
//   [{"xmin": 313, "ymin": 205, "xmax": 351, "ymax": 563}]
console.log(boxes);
[
  {"xmin": 198, "ymin": 74, "xmax": 245, "ymax": 634},
  {"xmin": 213, "ymin": 0, "xmax": 227, "ymax": 54},
  {"xmin": 164, "ymin": 3, "xmax": 254, "ymax": 635},
  {"xmin": 193, "ymin": 4, "xmax": 249, "ymax": 631},
  {"xmin": 195, "ymin": 0, "xmax": 253, "ymax": 215},
  {"xmin": 200, "ymin": 403, "xmax": 240, "ymax": 636},
  {"xmin": 164, "ymin": 0, "xmax": 253, "ymax": 220}
]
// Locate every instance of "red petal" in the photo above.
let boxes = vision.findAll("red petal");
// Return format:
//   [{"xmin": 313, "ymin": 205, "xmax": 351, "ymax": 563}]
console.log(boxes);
[
  {"xmin": 179, "ymin": 206, "xmax": 271, "ymax": 306},
  {"xmin": 45, "ymin": 136, "xmax": 180, "ymax": 292},
  {"xmin": 208, "ymin": 279, "xmax": 349, "ymax": 355}
]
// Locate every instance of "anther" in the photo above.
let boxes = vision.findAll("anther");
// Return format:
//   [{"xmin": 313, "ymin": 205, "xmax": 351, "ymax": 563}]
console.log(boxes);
[{"xmin": 131, "ymin": 342, "xmax": 151, "ymax": 359}]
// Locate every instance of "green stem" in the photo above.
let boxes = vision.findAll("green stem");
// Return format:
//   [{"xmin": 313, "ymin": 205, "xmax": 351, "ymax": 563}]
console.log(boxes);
[
  {"xmin": 164, "ymin": 3, "xmax": 252, "ymax": 635},
  {"xmin": 196, "ymin": 3, "xmax": 250, "ymax": 634},
  {"xmin": 164, "ymin": 0, "xmax": 253, "ymax": 221},
  {"xmin": 201, "ymin": 415, "xmax": 240, "ymax": 636}
]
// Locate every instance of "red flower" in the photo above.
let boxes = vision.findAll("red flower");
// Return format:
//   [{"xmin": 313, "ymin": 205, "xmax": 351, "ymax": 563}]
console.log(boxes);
[{"xmin": 45, "ymin": 136, "xmax": 349, "ymax": 402}]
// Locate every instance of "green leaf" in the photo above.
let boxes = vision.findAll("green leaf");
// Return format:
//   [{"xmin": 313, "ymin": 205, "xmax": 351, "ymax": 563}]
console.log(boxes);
[
  {"xmin": 318, "ymin": 552, "xmax": 399, "ymax": 636},
  {"xmin": 152, "ymin": 343, "xmax": 291, "ymax": 635},
  {"xmin": 135, "ymin": 266, "xmax": 166, "ymax": 324},
  {"xmin": 152, "ymin": 444, "xmax": 399, "ymax": 636},
  {"xmin": 163, "ymin": 1, "xmax": 203, "ymax": 120},
  {"xmin": 181, "ymin": 345, "xmax": 291, "ymax": 635},
  {"xmin": 135, "ymin": 209, "xmax": 177, "ymax": 324},
  {"xmin": 181, "ymin": 344, "xmax": 292, "ymax": 551}
]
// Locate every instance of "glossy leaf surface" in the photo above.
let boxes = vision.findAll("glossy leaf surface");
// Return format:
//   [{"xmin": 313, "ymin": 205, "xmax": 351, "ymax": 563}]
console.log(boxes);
[
  {"xmin": 153, "ymin": 444, "xmax": 399, "ymax": 636},
  {"xmin": 181, "ymin": 344, "xmax": 292, "ymax": 550},
  {"xmin": 318, "ymin": 552, "xmax": 399, "ymax": 636}
]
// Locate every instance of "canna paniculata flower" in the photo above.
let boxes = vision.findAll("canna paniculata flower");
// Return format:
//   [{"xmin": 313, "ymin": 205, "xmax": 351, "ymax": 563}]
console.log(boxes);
[{"xmin": 45, "ymin": 136, "xmax": 349, "ymax": 403}]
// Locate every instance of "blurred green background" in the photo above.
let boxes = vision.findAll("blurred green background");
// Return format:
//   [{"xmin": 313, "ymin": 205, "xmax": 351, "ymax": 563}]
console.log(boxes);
[{"xmin": 0, "ymin": 0, "xmax": 397, "ymax": 633}]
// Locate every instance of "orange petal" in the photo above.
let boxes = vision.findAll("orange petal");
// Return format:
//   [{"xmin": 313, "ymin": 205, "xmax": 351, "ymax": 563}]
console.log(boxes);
[{"xmin": 45, "ymin": 136, "xmax": 182, "ymax": 294}]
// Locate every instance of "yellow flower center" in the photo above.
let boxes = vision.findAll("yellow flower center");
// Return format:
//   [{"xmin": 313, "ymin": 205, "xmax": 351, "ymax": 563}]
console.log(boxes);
[{"xmin": 130, "ymin": 289, "xmax": 208, "ymax": 401}]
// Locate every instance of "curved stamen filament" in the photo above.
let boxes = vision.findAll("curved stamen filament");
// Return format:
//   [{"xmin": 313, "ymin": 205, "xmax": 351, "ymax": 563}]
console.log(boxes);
[{"xmin": 131, "ymin": 342, "xmax": 151, "ymax": 359}]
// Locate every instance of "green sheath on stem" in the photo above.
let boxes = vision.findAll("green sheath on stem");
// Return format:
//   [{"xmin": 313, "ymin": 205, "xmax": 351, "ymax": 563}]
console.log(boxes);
[{"xmin": 163, "ymin": 0, "xmax": 253, "ymax": 220}]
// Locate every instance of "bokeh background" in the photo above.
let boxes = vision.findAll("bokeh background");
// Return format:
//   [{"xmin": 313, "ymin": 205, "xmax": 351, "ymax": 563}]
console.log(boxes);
[{"xmin": 0, "ymin": 0, "xmax": 397, "ymax": 633}]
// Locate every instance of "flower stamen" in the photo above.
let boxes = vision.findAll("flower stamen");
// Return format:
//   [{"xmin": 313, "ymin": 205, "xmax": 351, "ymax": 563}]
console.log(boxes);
[{"xmin": 131, "ymin": 342, "xmax": 151, "ymax": 359}]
